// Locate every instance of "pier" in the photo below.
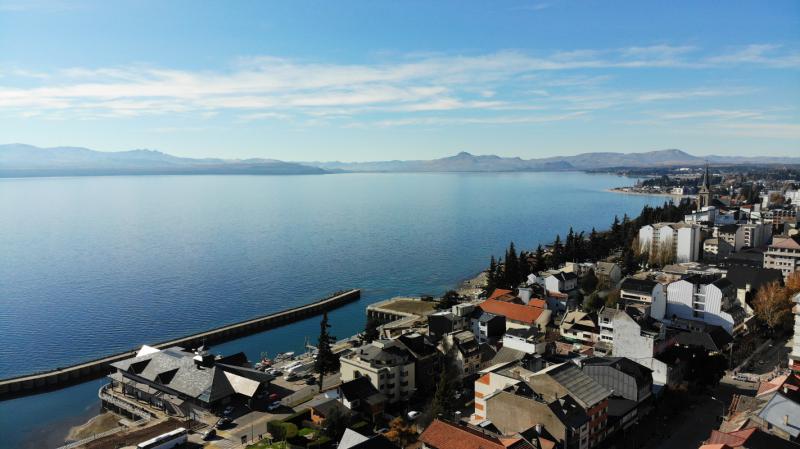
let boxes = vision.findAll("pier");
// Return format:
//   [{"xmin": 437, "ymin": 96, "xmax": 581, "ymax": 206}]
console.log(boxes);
[{"xmin": 0, "ymin": 288, "xmax": 361, "ymax": 400}]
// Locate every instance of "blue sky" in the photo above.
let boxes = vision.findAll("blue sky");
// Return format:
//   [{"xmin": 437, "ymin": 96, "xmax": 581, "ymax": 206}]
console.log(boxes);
[{"xmin": 0, "ymin": 0, "xmax": 798, "ymax": 161}]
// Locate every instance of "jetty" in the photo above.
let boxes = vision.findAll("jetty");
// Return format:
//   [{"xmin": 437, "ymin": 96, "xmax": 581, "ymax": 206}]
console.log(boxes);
[{"xmin": 0, "ymin": 288, "xmax": 360, "ymax": 400}]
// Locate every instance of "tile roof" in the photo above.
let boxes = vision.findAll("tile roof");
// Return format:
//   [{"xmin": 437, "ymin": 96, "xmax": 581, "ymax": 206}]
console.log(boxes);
[
  {"xmin": 479, "ymin": 300, "xmax": 544, "ymax": 324},
  {"xmin": 419, "ymin": 419, "xmax": 506, "ymax": 449},
  {"xmin": 488, "ymin": 289, "xmax": 514, "ymax": 301}
]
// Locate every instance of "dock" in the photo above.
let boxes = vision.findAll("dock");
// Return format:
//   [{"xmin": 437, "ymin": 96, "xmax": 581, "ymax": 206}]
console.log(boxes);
[{"xmin": 0, "ymin": 288, "xmax": 361, "ymax": 400}]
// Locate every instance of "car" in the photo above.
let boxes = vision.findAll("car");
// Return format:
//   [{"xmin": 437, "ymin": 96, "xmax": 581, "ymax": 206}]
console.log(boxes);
[
  {"xmin": 202, "ymin": 428, "xmax": 217, "ymax": 440},
  {"xmin": 305, "ymin": 377, "xmax": 316, "ymax": 385},
  {"xmin": 268, "ymin": 401, "xmax": 281, "ymax": 411},
  {"xmin": 269, "ymin": 393, "xmax": 280, "ymax": 401},
  {"xmin": 407, "ymin": 411, "xmax": 421, "ymax": 420},
  {"xmin": 223, "ymin": 405, "xmax": 235, "ymax": 416},
  {"xmin": 216, "ymin": 417, "xmax": 232, "ymax": 429}
]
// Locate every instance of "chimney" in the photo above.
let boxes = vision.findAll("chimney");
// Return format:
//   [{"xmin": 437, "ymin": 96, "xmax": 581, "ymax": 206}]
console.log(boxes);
[
  {"xmin": 785, "ymin": 415, "xmax": 790, "ymax": 426},
  {"xmin": 535, "ymin": 423, "xmax": 543, "ymax": 435}
]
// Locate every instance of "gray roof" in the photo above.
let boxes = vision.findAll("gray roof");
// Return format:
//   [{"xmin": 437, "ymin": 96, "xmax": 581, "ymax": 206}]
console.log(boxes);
[
  {"xmin": 725, "ymin": 266, "xmax": 783, "ymax": 292},
  {"xmin": 352, "ymin": 341, "xmax": 412, "ymax": 366},
  {"xmin": 620, "ymin": 277, "xmax": 657, "ymax": 294},
  {"xmin": 757, "ymin": 392, "xmax": 800, "ymax": 438},
  {"xmin": 541, "ymin": 362, "xmax": 610, "ymax": 409},
  {"xmin": 596, "ymin": 262, "xmax": 619, "ymax": 276},
  {"xmin": 110, "ymin": 347, "xmax": 246, "ymax": 403},
  {"xmin": 489, "ymin": 347, "xmax": 527, "ymax": 366}
]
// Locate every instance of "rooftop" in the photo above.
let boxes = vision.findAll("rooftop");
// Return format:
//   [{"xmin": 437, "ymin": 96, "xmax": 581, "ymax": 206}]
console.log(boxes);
[{"xmin": 479, "ymin": 300, "xmax": 545, "ymax": 325}]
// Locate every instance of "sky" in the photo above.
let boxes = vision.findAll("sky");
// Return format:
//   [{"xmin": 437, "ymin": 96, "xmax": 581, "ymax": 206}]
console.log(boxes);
[{"xmin": 0, "ymin": 0, "xmax": 798, "ymax": 161}]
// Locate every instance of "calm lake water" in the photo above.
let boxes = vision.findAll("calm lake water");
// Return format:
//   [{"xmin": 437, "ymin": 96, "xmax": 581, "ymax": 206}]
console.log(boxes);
[{"xmin": 0, "ymin": 172, "xmax": 662, "ymax": 447}]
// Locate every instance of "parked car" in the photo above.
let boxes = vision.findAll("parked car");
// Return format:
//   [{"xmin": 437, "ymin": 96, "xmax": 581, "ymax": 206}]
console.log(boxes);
[
  {"xmin": 267, "ymin": 401, "xmax": 281, "ymax": 411},
  {"xmin": 305, "ymin": 377, "xmax": 316, "ymax": 385},
  {"xmin": 223, "ymin": 405, "xmax": 235, "ymax": 416},
  {"xmin": 215, "ymin": 417, "xmax": 232, "ymax": 429},
  {"xmin": 269, "ymin": 393, "xmax": 280, "ymax": 401},
  {"xmin": 407, "ymin": 411, "xmax": 421, "ymax": 420},
  {"xmin": 202, "ymin": 428, "xmax": 217, "ymax": 440}
]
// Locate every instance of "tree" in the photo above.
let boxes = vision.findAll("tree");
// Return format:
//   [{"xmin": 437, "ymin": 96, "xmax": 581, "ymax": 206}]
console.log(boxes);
[
  {"xmin": 753, "ymin": 281, "xmax": 793, "ymax": 334},
  {"xmin": 361, "ymin": 315, "xmax": 380, "ymax": 344},
  {"xmin": 437, "ymin": 290, "xmax": 460, "ymax": 310},
  {"xmin": 605, "ymin": 288, "xmax": 621, "ymax": 308},
  {"xmin": 505, "ymin": 242, "xmax": 520, "ymax": 288},
  {"xmin": 429, "ymin": 364, "xmax": 456, "ymax": 420},
  {"xmin": 551, "ymin": 235, "xmax": 563, "ymax": 268},
  {"xmin": 785, "ymin": 270, "xmax": 800, "ymax": 296},
  {"xmin": 622, "ymin": 247, "xmax": 638, "ymax": 275},
  {"xmin": 315, "ymin": 312, "xmax": 339, "ymax": 391},
  {"xmin": 385, "ymin": 417, "xmax": 417, "ymax": 448},
  {"xmin": 323, "ymin": 406, "xmax": 349, "ymax": 441},
  {"xmin": 581, "ymin": 269, "xmax": 598, "ymax": 293},
  {"xmin": 486, "ymin": 256, "xmax": 498, "ymax": 294},
  {"xmin": 534, "ymin": 245, "xmax": 546, "ymax": 273},
  {"xmin": 583, "ymin": 291, "xmax": 604, "ymax": 313}
]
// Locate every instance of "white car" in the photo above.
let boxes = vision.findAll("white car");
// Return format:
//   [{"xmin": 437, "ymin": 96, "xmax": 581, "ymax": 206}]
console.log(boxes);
[
  {"xmin": 268, "ymin": 402, "xmax": 282, "ymax": 411},
  {"xmin": 407, "ymin": 411, "xmax": 420, "ymax": 420}
]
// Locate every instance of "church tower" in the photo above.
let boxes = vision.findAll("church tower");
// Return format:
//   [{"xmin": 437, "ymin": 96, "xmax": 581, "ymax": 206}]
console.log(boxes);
[{"xmin": 697, "ymin": 162, "xmax": 711, "ymax": 209}]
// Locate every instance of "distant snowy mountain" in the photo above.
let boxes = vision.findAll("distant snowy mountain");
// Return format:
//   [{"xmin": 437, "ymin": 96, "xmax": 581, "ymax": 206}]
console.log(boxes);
[{"xmin": 0, "ymin": 144, "xmax": 329, "ymax": 177}]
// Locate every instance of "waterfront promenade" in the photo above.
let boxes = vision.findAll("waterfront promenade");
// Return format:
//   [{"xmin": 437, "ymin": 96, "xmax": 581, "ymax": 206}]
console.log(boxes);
[{"xmin": 0, "ymin": 289, "xmax": 360, "ymax": 399}]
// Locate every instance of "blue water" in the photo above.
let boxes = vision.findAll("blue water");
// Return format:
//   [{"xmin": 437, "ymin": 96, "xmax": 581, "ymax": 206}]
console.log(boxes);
[{"xmin": 0, "ymin": 172, "xmax": 661, "ymax": 447}]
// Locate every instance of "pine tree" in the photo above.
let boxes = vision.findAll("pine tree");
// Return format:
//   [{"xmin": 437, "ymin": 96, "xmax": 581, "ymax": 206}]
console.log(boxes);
[
  {"xmin": 534, "ymin": 245, "xmax": 546, "ymax": 273},
  {"xmin": 315, "ymin": 312, "xmax": 339, "ymax": 391},
  {"xmin": 505, "ymin": 242, "xmax": 520, "ymax": 287},
  {"xmin": 361, "ymin": 315, "xmax": 380, "ymax": 344},
  {"xmin": 486, "ymin": 256, "xmax": 497, "ymax": 293},
  {"xmin": 551, "ymin": 235, "xmax": 563, "ymax": 268}
]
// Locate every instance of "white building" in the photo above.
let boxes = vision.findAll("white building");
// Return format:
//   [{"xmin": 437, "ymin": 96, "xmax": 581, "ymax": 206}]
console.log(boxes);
[
  {"xmin": 716, "ymin": 223, "xmax": 771, "ymax": 252},
  {"xmin": 763, "ymin": 235, "xmax": 800, "ymax": 278},
  {"xmin": 339, "ymin": 339, "xmax": 416, "ymax": 403},
  {"xmin": 611, "ymin": 307, "xmax": 674, "ymax": 392},
  {"xmin": 665, "ymin": 275, "xmax": 744, "ymax": 335},
  {"xmin": 638, "ymin": 222, "xmax": 703, "ymax": 263},
  {"xmin": 790, "ymin": 293, "xmax": 800, "ymax": 373},
  {"xmin": 540, "ymin": 271, "xmax": 578, "ymax": 293},
  {"xmin": 619, "ymin": 277, "xmax": 667, "ymax": 320}
]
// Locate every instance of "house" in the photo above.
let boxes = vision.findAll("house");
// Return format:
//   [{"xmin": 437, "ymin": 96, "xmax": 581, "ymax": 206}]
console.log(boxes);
[
  {"xmin": 503, "ymin": 327, "xmax": 546, "ymax": 355},
  {"xmin": 542, "ymin": 272, "xmax": 579, "ymax": 293},
  {"xmin": 619, "ymin": 277, "xmax": 667, "ymax": 320},
  {"xmin": 791, "ymin": 293, "xmax": 800, "ymax": 373},
  {"xmin": 702, "ymin": 427, "xmax": 800, "ymax": 449},
  {"xmin": 105, "ymin": 346, "xmax": 272, "ymax": 417},
  {"xmin": 471, "ymin": 311, "xmax": 506, "ymax": 344},
  {"xmin": 308, "ymin": 397, "xmax": 351, "ymax": 426},
  {"xmin": 339, "ymin": 340, "xmax": 415, "ymax": 403},
  {"xmin": 394, "ymin": 332, "xmax": 441, "ymax": 394},
  {"xmin": 596, "ymin": 307, "xmax": 619, "ymax": 355},
  {"xmin": 428, "ymin": 311, "xmax": 468, "ymax": 341},
  {"xmin": 638, "ymin": 222, "xmax": 703, "ymax": 263},
  {"xmin": 337, "ymin": 377, "xmax": 386, "ymax": 421},
  {"xmin": 763, "ymin": 235, "xmax": 800, "ymax": 278},
  {"xmin": 559, "ymin": 311, "xmax": 599, "ymax": 345},
  {"xmin": 420, "ymin": 419, "xmax": 538, "ymax": 449},
  {"xmin": 440, "ymin": 330, "xmax": 482, "ymax": 378},
  {"xmin": 666, "ymin": 275, "xmax": 745, "ymax": 335},
  {"xmin": 674, "ymin": 324, "xmax": 733, "ymax": 354},
  {"xmin": 595, "ymin": 262, "xmax": 621, "ymax": 288},
  {"xmin": 478, "ymin": 298, "xmax": 551, "ymax": 331},
  {"xmin": 580, "ymin": 357, "xmax": 653, "ymax": 433},
  {"xmin": 483, "ymin": 362, "xmax": 611, "ymax": 449}
]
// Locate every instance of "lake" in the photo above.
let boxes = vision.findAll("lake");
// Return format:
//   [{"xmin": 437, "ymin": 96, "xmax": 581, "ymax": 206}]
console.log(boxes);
[{"xmin": 0, "ymin": 172, "xmax": 663, "ymax": 447}]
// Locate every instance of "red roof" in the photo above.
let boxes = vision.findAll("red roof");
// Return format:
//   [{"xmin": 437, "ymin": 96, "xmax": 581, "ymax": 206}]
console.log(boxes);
[
  {"xmin": 479, "ymin": 299, "xmax": 545, "ymax": 324},
  {"xmin": 705, "ymin": 428, "xmax": 757, "ymax": 447},
  {"xmin": 529, "ymin": 299, "xmax": 547, "ymax": 309},
  {"xmin": 420, "ymin": 419, "xmax": 506, "ymax": 449},
  {"xmin": 488, "ymin": 289, "xmax": 514, "ymax": 301}
]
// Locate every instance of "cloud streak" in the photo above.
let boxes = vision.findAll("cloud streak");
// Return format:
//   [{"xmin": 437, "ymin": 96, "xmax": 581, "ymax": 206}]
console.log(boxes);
[{"xmin": 0, "ymin": 44, "xmax": 797, "ymax": 125}]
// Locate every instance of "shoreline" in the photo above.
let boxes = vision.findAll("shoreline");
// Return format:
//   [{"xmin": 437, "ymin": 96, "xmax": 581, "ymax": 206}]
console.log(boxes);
[{"xmin": 605, "ymin": 188, "xmax": 691, "ymax": 199}]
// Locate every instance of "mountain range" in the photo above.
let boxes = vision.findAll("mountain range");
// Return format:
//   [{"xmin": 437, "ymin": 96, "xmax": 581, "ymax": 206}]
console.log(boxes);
[{"xmin": 2, "ymin": 144, "xmax": 799, "ymax": 178}]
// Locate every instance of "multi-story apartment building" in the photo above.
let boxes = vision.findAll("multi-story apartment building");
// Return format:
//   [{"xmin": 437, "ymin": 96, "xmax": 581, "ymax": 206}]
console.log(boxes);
[
  {"xmin": 611, "ymin": 306, "xmax": 675, "ymax": 392},
  {"xmin": 764, "ymin": 235, "xmax": 800, "ymax": 278},
  {"xmin": 619, "ymin": 278, "xmax": 667, "ymax": 319},
  {"xmin": 716, "ymin": 223, "xmax": 771, "ymax": 252},
  {"xmin": 665, "ymin": 275, "xmax": 744, "ymax": 335},
  {"xmin": 638, "ymin": 222, "xmax": 703, "ymax": 263},
  {"xmin": 339, "ymin": 339, "xmax": 416, "ymax": 403}
]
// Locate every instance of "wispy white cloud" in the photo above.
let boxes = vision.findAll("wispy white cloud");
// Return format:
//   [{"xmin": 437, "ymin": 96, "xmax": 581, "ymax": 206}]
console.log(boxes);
[{"xmin": 0, "ymin": 44, "xmax": 795, "ymax": 124}]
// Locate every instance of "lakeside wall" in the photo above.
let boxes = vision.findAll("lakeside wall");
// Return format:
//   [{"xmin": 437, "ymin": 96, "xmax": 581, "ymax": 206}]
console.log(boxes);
[{"xmin": 0, "ymin": 289, "xmax": 361, "ymax": 400}]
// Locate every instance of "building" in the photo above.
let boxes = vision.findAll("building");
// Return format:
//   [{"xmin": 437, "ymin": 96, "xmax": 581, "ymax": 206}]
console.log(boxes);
[
  {"xmin": 366, "ymin": 297, "xmax": 437, "ymax": 325},
  {"xmin": 702, "ymin": 427, "xmax": 800, "ymax": 449},
  {"xmin": 581, "ymin": 357, "xmax": 653, "ymax": 433},
  {"xmin": 725, "ymin": 266, "xmax": 783, "ymax": 312},
  {"xmin": 559, "ymin": 311, "xmax": 600, "ymax": 345},
  {"xmin": 502, "ymin": 327, "xmax": 546, "ymax": 355},
  {"xmin": 308, "ymin": 396, "xmax": 351, "ymax": 426},
  {"xmin": 484, "ymin": 362, "xmax": 611, "ymax": 449},
  {"xmin": 791, "ymin": 293, "xmax": 800, "ymax": 373},
  {"xmin": 619, "ymin": 277, "xmax": 667, "ymax": 319},
  {"xmin": 478, "ymin": 298, "xmax": 551, "ymax": 331},
  {"xmin": 717, "ymin": 223, "xmax": 771, "ymax": 252},
  {"xmin": 339, "ymin": 340, "xmax": 415, "ymax": 403},
  {"xmin": 106, "ymin": 345, "xmax": 272, "ymax": 417},
  {"xmin": 764, "ymin": 235, "xmax": 800, "ymax": 278},
  {"xmin": 337, "ymin": 376, "xmax": 386, "ymax": 421},
  {"xmin": 697, "ymin": 163, "xmax": 712, "ymax": 209},
  {"xmin": 439, "ymin": 330, "xmax": 482, "ymax": 378},
  {"xmin": 420, "ymin": 419, "xmax": 539, "ymax": 449},
  {"xmin": 394, "ymin": 332, "xmax": 441, "ymax": 394},
  {"xmin": 703, "ymin": 238, "xmax": 733, "ymax": 262},
  {"xmin": 595, "ymin": 262, "xmax": 622, "ymax": 289},
  {"xmin": 542, "ymin": 271, "xmax": 579, "ymax": 293},
  {"xmin": 611, "ymin": 306, "xmax": 676, "ymax": 392},
  {"xmin": 471, "ymin": 311, "xmax": 506, "ymax": 344},
  {"xmin": 666, "ymin": 275, "xmax": 745, "ymax": 335},
  {"xmin": 338, "ymin": 428, "xmax": 399, "ymax": 449},
  {"xmin": 638, "ymin": 222, "xmax": 703, "ymax": 263}
]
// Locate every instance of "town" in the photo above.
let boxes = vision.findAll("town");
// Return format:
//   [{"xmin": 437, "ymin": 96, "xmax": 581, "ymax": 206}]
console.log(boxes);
[{"xmin": 64, "ymin": 165, "xmax": 800, "ymax": 449}]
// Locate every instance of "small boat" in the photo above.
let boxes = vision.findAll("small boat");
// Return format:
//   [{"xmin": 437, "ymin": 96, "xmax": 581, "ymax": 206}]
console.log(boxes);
[{"xmin": 275, "ymin": 351, "xmax": 295, "ymax": 362}]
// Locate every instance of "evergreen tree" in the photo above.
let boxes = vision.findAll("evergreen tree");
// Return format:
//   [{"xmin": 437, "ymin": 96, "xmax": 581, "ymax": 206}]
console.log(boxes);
[
  {"xmin": 486, "ymin": 256, "xmax": 497, "ymax": 294},
  {"xmin": 505, "ymin": 242, "xmax": 520, "ymax": 287},
  {"xmin": 581, "ymin": 269, "xmax": 598, "ymax": 293},
  {"xmin": 437, "ymin": 290, "xmax": 460, "ymax": 310},
  {"xmin": 314, "ymin": 312, "xmax": 339, "ymax": 391},
  {"xmin": 361, "ymin": 315, "xmax": 380, "ymax": 344},
  {"xmin": 565, "ymin": 227, "xmax": 576, "ymax": 262},
  {"xmin": 534, "ymin": 245, "xmax": 546, "ymax": 273}
]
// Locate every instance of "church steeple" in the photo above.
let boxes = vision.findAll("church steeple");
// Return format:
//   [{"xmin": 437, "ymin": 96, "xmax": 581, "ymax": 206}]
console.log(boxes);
[{"xmin": 697, "ymin": 161, "xmax": 711, "ymax": 210}]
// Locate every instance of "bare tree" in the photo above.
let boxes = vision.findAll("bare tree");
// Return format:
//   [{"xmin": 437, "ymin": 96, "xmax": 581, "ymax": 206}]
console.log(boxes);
[{"xmin": 753, "ymin": 281, "xmax": 792, "ymax": 333}]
